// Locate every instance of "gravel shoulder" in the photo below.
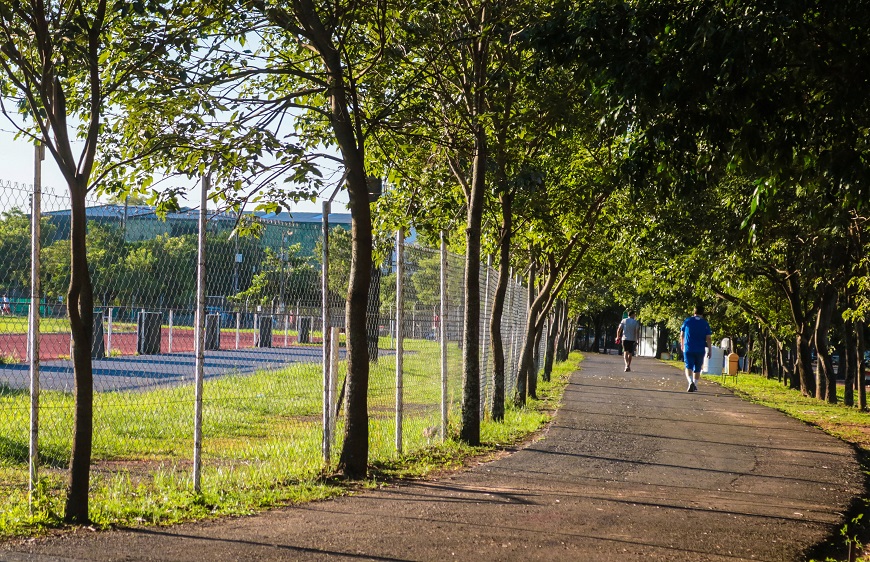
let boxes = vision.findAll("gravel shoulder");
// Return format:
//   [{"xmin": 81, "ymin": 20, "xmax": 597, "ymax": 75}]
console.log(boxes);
[{"xmin": 2, "ymin": 354, "xmax": 864, "ymax": 561}]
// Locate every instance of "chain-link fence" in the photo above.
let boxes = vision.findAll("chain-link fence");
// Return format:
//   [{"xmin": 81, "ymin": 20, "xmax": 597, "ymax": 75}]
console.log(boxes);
[{"xmin": 0, "ymin": 179, "xmax": 535, "ymax": 510}]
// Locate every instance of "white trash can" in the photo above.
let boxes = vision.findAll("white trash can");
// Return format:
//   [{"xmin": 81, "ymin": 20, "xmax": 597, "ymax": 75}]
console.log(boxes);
[{"xmin": 702, "ymin": 345, "xmax": 724, "ymax": 375}]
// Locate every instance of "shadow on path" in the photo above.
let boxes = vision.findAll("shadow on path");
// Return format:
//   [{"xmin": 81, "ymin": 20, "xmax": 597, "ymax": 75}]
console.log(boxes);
[{"xmin": 1, "ymin": 353, "xmax": 864, "ymax": 562}]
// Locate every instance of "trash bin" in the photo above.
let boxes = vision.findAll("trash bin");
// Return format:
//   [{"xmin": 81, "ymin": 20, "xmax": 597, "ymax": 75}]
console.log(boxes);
[
  {"xmin": 702, "ymin": 345, "xmax": 723, "ymax": 375},
  {"xmin": 727, "ymin": 352, "xmax": 739, "ymax": 376},
  {"xmin": 257, "ymin": 315, "xmax": 273, "ymax": 348},
  {"xmin": 205, "ymin": 313, "xmax": 221, "ymax": 351},
  {"xmin": 92, "ymin": 312, "xmax": 105, "ymax": 359},
  {"xmin": 137, "ymin": 311, "xmax": 162, "ymax": 355},
  {"xmin": 298, "ymin": 317, "xmax": 311, "ymax": 344}
]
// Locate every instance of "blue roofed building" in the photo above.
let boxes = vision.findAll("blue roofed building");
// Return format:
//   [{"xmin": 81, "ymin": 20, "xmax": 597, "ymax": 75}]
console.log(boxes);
[{"xmin": 44, "ymin": 205, "xmax": 352, "ymax": 257}]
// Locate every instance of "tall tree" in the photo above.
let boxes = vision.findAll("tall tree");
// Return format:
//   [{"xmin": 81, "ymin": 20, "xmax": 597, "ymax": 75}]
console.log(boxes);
[
  {"xmin": 240, "ymin": 0, "xmax": 395, "ymax": 477},
  {"xmin": 560, "ymin": 1, "xmax": 870, "ymax": 396},
  {"xmin": 381, "ymin": 0, "xmax": 502, "ymax": 444},
  {"xmin": 108, "ymin": 0, "xmax": 399, "ymax": 478},
  {"xmin": 0, "ymin": 0, "xmax": 203, "ymax": 523}
]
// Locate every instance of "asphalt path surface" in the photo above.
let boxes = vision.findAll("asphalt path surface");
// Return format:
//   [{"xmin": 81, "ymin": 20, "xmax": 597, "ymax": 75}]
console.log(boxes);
[{"xmin": 1, "ymin": 353, "xmax": 864, "ymax": 561}]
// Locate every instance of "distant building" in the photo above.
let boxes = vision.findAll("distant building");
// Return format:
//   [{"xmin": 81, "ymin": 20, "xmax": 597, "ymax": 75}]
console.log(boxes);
[
  {"xmin": 253, "ymin": 211, "xmax": 352, "ymax": 257},
  {"xmin": 44, "ymin": 205, "xmax": 352, "ymax": 257}
]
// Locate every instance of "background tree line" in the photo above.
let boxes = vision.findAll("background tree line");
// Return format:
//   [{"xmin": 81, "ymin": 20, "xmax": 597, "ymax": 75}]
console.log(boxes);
[{"xmin": 1, "ymin": 0, "xmax": 867, "ymax": 524}]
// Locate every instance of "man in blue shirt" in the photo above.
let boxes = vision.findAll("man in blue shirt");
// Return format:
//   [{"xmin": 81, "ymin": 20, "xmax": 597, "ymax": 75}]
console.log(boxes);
[{"xmin": 680, "ymin": 304, "xmax": 712, "ymax": 392}]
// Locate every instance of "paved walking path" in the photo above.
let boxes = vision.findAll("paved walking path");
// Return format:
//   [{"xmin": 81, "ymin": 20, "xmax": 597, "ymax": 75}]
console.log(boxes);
[{"xmin": 2, "ymin": 354, "xmax": 864, "ymax": 561}]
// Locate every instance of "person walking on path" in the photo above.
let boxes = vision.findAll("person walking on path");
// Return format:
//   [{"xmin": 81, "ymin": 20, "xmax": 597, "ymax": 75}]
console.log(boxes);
[
  {"xmin": 615, "ymin": 310, "xmax": 641, "ymax": 372},
  {"xmin": 680, "ymin": 304, "xmax": 712, "ymax": 392}
]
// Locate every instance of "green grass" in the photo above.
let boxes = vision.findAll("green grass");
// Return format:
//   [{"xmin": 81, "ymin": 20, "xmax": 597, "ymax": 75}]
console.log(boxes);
[
  {"xmin": 0, "ymin": 316, "xmax": 72, "ymax": 334},
  {"xmin": 0, "ymin": 343, "xmax": 579, "ymax": 539},
  {"xmin": 704, "ymin": 371, "xmax": 870, "ymax": 450},
  {"xmin": 658, "ymin": 361, "xmax": 870, "ymax": 451},
  {"xmin": 0, "ymin": 316, "xmax": 138, "ymax": 334}
]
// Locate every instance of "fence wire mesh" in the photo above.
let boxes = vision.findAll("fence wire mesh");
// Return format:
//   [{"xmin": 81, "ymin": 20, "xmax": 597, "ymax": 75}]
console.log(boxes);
[{"xmin": 0, "ymin": 180, "xmax": 536, "ymax": 507}]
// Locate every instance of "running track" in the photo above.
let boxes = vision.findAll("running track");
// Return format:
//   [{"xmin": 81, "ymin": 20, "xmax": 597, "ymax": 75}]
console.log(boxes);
[
  {"xmin": 0, "ymin": 328, "xmax": 330, "ymax": 393},
  {"xmin": 0, "ymin": 327, "xmax": 319, "ymax": 362}
]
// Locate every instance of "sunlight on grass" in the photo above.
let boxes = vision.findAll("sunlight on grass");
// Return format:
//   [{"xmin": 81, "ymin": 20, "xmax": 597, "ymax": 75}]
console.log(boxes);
[
  {"xmin": 0, "ymin": 342, "xmax": 580, "ymax": 538},
  {"xmin": 696, "ymin": 368, "xmax": 870, "ymax": 451}
]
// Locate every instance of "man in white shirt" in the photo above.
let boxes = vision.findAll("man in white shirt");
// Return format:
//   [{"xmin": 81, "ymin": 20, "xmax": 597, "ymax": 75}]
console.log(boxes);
[{"xmin": 615, "ymin": 310, "xmax": 641, "ymax": 372}]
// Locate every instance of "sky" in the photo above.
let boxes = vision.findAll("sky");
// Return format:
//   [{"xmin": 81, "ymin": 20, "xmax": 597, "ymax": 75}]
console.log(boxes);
[{"xmin": 0, "ymin": 126, "xmax": 347, "ymax": 215}]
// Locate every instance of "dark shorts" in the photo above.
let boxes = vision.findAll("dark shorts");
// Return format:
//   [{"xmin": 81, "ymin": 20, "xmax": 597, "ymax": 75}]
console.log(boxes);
[
  {"xmin": 622, "ymin": 340, "xmax": 637, "ymax": 355},
  {"xmin": 684, "ymin": 351, "xmax": 706, "ymax": 373}
]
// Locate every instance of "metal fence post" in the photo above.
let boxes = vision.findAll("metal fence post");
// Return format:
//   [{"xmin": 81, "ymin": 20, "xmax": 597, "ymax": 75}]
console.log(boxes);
[
  {"xmin": 28, "ymin": 142, "xmax": 44, "ymax": 506},
  {"xmin": 440, "ymin": 231, "xmax": 448, "ymax": 441},
  {"xmin": 168, "ymin": 309, "xmax": 174, "ymax": 353},
  {"xmin": 395, "ymin": 229, "xmax": 405, "ymax": 453},
  {"xmin": 507, "ymin": 272, "xmax": 519, "ymax": 398},
  {"xmin": 321, "ymin": 200, "xmax": 331, "ymax": 464},
  {"xmin": 193, "ymin": 174, "xmax": 208, "ymax": 493},
  {"xmin": 505, "ymin": 270, "xmax": 514, "ymax": 380},
  {"xmin": 329, "ymin": 326, "xmax": 339, "ymax": 444},
  {"xmin": 480, "ymin": 255, "xmax": 491, "ymax": 418},
  {"xmin": 106, "ymin": 307, "xmax": 113, "ymax": 355}
]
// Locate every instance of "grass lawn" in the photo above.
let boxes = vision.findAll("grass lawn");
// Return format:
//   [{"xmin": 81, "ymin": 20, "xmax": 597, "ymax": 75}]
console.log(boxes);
[
  {"xmin": 662, "ymin": 359, "xmax": 870, "ymax": 442},
  {"xmin": 0, "ymin": 342, "xmax": 578, "ymax": 539},
  {"xmin": 705, "ymin": 370, "xmax": 870, "ymax": 450},
  {"xmin": 0, "ymin": 316, "xmax": 138, "ymax": 334}
]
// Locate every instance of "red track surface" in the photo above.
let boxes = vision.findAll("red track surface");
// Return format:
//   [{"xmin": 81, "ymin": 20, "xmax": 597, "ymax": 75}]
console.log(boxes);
[{"xmin": 0, "ymin": 328, "xmax": 316, "ymax": 362}]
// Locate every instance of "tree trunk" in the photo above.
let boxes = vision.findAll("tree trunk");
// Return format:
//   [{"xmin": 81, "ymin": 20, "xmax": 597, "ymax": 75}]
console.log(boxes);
[
  {"xmin": 527, "ymin": 263, "xmax": 541, "ymax": 400},
  {"xmin": 324, "ymin": 75, "xmax": 372, "ymax": 479},
  {"xmin": 514, "ymin": 260, "xmax": 537, "ymax": 406},
  {"xmin": 796, "ymin": 328, "xmax": 815, "ymax": 396},
  {"xmin": 844, "ymin": 316, "xmax": 855, "ymax": 407},
  {"xmin": 488, "ymin": 192, "xmax": 512, "ymax": 422},
  {"xmin": 460, "ymin": 126, "xmax": 487, "ymax": 445},
  {"xmin": 592, "ymin": 317, "xmax": 603, "ymax": 353},
  {"xmin": 814, "ymin": 284, "xmax": 837, "ymax": 404},
  {"xmin": 788, "ymin": 340, "xmax": 800, "ymax": 389},
  {"xmin": 778, "ymin": 340, "xmax": 793, "ymax": 387},
  {"xmin": 338, "ymin": 169, "xmax": 373, "ymax": 478},
  {"xmin": 555, "ymin": 307, "xmax": 570, "ymax": 361},
  {"xmin": 780, "ymin": 270, "xmax": 817, "ymax": 395},
  {"xmin": 815, "ymin": 355, "xmax": 825, "ymax": 401},
  {"xmin": 261, "ymin": 0, "xmax": 377, "ymax": 479},
  {"xmin": 570, "ymin": 316, "xmax": 580, "ymax": 352},
  {"xmin": 529, "ymin": 313, "xmax": 545, "ymax": 398},
  {"xmin": 746, "ymin": 330, "xmax": 755, "ymax": 374},
  {"xmin": 543, "ymin": 301, "xmax": 560, "ymax": 382},
  {"xmin": 653, "ymin": 323, "xmax": 666, "ymax": 359},
  {"xmin": 858, "ymin": 320, "xmax": 867, "ymax": 410},
  {"xmin": 65, "ymin": 186, "xmax": 95, "ymax": 524},
  {"xmin": 772, "ymin": 338, "xmax": 783, "ymax": 382}
]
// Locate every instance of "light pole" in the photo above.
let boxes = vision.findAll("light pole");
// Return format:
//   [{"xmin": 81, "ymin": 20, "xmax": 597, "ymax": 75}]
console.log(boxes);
[
  {"xmin": 233, "ymin": 222, "xmax": 240, "ymax": 295},
  {"xmin": 279, "ymin": 230, "xmax": 289, "ymax": 314}
]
